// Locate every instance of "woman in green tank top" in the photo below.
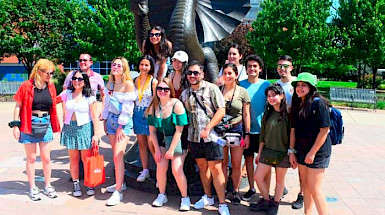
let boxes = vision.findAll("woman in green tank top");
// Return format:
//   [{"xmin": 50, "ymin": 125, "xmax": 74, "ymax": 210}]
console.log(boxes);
[{"xmin": 146, "ymin": 77, "xmax": 191, "ymax": 211}]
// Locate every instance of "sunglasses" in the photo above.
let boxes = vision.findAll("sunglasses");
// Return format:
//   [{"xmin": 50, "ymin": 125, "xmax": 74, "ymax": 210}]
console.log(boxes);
[
  {"xmin": 79, "ymin": 59, "xmax": 90, "ymax": 62},
  {"xmin": 111, "ymin": 63, "xmax": 122, "ymax": 68},
  {"xmin": 277, "ymin": 64, "xmax": 290, "ymax": 69},
  {"xmin": 187, "ymin": 70, "xmax": 200, "ymax": 76},
  {"xmin": 149, "ymin": 33, "xmax": 161, "ymax": 38},
  {"xmin": 45, "ymin": 71, "xmax": 54, "ymax": 76},
  {"xmin": 156, "ymin": 87, "xmax": 170, "ymax": 92},
  {"xmin": 72, "ymin": 77, "xmax": 84, "ymax": 81}
]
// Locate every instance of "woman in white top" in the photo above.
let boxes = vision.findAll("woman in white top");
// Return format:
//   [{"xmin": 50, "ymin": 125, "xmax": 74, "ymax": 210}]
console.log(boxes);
[
  {"xmin": 216, "ymin": 43, "xmax": 247, "ymax": 86},
  {"xmin": 102, "ymin": 57, "xmax": 137, "ymax": 206},
  {"xmin": 59, "ymin": 71, "xmax": 99, "ymax": 197}
]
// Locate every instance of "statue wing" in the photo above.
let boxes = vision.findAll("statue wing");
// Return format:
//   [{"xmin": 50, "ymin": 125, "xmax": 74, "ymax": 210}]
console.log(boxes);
[{"xmin": 196, "ymin": 0, "xmax": 251, "ymax": 42}]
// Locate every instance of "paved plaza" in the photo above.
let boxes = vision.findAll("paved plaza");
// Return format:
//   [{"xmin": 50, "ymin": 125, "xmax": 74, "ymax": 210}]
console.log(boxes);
[{"xmin": 0, "ymin": 102, "xmax": 384, "ymax": 215}]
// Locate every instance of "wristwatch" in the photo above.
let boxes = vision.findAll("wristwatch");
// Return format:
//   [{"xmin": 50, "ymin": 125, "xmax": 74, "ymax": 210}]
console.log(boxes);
[{"xmin": 287, "ymin": 148, "xmax": 297, "ymax": 155}]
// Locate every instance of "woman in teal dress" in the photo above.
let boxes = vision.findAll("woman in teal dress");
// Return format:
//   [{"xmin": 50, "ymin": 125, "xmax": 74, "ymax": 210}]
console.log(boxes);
[{"xmin": 146, "ymin": 77, "xmax": 190, "ymax": 211}]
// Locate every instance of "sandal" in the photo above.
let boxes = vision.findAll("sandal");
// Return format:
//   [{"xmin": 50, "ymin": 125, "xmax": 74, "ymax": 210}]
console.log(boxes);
[
  {"xmin": 28, "ymin": 186, "xmax": 41, "ymax": 201},
  {"xmin": 43, "ymin": 185, "xmax": 58, "ymax": 198}
]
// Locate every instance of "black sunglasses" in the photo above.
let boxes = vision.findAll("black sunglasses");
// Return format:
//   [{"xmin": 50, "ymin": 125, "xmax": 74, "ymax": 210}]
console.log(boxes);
[
  {"xmin": 72, "ymin": 77, "xmax": 84, "ymax": 81},
  {"xmin": 187, "ymin": 70, "xmax": 200, "ymax": 76},
  {"xmin": 156, "ymin": 87, "xmax": 170, "ymax": 92},
  {"xmin": 79, "ymin": 59, "xmax": 89, "ymax": 62},
  {"xmin": 45, "ymin": 72, "xmax": 54, "ymax": 76},
  {"xmin": 149, "ymin": 33, "xmax": 161, "ymax": 38}
]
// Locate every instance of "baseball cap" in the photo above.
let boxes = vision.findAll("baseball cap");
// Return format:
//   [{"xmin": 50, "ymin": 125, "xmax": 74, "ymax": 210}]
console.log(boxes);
[{"xmin": 172, "ymin": 51, "xmax": 189, "ymax": 63}]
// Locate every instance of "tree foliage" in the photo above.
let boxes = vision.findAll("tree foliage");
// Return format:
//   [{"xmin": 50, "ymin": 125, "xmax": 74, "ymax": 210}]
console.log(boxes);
[{"xmin": 248, "ymin": 0, "xmax": 345, "ymax": 78}]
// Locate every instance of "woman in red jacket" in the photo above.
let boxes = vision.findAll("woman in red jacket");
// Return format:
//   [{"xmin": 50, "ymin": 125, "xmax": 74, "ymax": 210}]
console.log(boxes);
[{"xmin": 10, "ymin": 59, "xmax": 61, "ymax": 201}]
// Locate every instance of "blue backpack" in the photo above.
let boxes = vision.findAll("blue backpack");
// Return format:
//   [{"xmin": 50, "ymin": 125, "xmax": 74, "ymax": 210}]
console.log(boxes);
[{"xmin": 313, "ymin": 98, "xmax": 344, "ymax": 145}]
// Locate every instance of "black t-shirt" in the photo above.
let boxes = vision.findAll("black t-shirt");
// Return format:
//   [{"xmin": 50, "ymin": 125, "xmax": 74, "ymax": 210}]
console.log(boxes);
[
  {"xmin": 32, "ymin": 86, "xmax": 53, "ymax": 111},
  {"xmin": 292, "ymin": 98, "xmax": 331, "ymax": 156}
]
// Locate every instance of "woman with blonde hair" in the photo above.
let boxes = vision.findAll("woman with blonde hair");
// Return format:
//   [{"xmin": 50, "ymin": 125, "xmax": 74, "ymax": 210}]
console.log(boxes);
[
  {"xmin": 10, "ymin": 59, "xmax": 61, "ymax": 201},
  {"xmin": 102, "ymin": 57, "xmax": 137, "ymax": 206},
  {"xmin": 146, "ymin": 77, "xmax": 190, "ymax": 210}
]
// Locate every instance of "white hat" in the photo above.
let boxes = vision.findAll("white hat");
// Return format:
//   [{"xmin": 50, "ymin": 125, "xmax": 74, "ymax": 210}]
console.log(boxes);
[{"xmin": 172, "ymin": 51, "xmax": 189, "ymax": 63}]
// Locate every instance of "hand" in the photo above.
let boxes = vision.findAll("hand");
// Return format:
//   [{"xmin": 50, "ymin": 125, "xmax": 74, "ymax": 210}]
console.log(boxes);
[
  {"xmin": 103, "ymin": 120, "xmax": 107, "ymax": 134},
  {"xmin": 116, "ymin": 126, "xmax": 126, "ymax": 143},
  {"xmin": 243, "ymin": 135, "xmax": 250, "ymax": 149},
  {"xmin": 200, "ymin": 127, "xmax": 210, "ymax": 139},
  {"xmin": 289, "ymin": 153, "xmax": 297, "ymax": 169},
  {"xmin": 91, "ymin": 135, "xmax": 99, "ymax": 147},
  {"xmin": 305, "ymin": 152, "xmax": 315, "ymax": 164},
  {"xmin": 13, "ymin": 126, "xmax": 20, "ymax": 140},
  {"xmin": 154, "ymin": 149, "xmax": 162, "ymax": 163},
  {"xmin": 255, "ymin": 154, "xmax": 260, "ymax": 164},
  {"xmin": 98, "ymin": 113, "xmax": 103, "ymax": 121},
  {"xmin": 164, "ymin": 150, "xmax": 174, "ymax": 160}
]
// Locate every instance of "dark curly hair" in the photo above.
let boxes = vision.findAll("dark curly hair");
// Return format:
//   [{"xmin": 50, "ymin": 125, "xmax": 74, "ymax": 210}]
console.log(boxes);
[{"xmin": 68, "ymin": 71, "xmax": 92, "ymax": 97}]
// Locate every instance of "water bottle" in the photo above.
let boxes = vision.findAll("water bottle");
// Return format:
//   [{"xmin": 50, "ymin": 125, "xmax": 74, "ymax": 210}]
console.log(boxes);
[{"xmin": 204, "ymin": 130, "xmax": 226, "ymax": 147}]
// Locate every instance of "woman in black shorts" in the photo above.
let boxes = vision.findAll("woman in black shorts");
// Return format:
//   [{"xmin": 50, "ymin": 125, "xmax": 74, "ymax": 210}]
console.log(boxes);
[{"xmin": 290, "ymin": 72, "xmax": 331, "ymax": 215}]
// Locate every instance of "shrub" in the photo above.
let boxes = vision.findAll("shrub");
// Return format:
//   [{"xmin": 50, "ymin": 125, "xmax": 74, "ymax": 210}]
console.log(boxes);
[
  {"xmin": 361, "ymin": 74, "xmax": 383, "ymax": 89},
  {"xmin": 378, "ymin": 84, "xmax": 385, "ymax": 90}
]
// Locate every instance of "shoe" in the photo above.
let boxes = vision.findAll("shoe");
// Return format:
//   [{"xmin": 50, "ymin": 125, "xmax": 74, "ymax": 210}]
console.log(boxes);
[
  {"xmin": 231, "ymin": 191, "xmax": 241, "ymax": 205},
  {"xmin": 106, "ymin": 190, "xmax": 123, "ymax": 206},
  {"xmin": 152, "ymin": 193, "xmax": 168, "ymax": 207},
  {"xmin": 250, "ymin": 198, "xmax": 270, "ymax": 212},
  {"xmin": 193, "ymin": 194, "xmax": 214, "ymax": 209},
  {"xmin": 179, "ymin": 196, "xmax": 191, "ymax": 211},
  {"xmin": 28, "ymin": 186, "xmax": 41, "ymax": 201},
  {"xmin": 242, "ymin": 189, "xmax": 256, "ymax": 201},
  {"xmin": 86, "ymin": 187, "xmax": 95, "ymax": 196},
  {"xmin": 43, "ymin": 185, "xmax": 58, "ymax": 198},
  {"xmin": 282, "ymin": 187, "xmax": 288, "ymax": 197},
  {"xmin": 218, "ymin": 204, "xmax": 230, "ymax": 215},
  {"xmin": 291, "ymin": 194, "xmax": 304, "ymax": 209},
  {"xmin": 136, "ymin": 170, "xmax": 150, "ymax": 182},
  {"xmin": 267, "ymin": 201, "xmax": 279, "ymax": 215},
  {"xmin": 106, "ymin": 182, "xmax": 127, "ymax": 193},
  {"xmin": 73, "ymin": 182, "xmax": 82, "ymax": 197}
]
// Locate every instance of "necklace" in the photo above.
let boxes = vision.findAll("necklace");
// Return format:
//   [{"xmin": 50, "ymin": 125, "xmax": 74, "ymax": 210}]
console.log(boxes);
[{"xmin": 159, "ymin": 101, "xmax": 171, "ymax": 110}]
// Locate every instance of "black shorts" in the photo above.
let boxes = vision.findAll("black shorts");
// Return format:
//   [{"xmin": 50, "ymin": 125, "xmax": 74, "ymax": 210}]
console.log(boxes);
[
  {"xmin": 243, "ymin": 134, "xmax": 260, "ymax": 157},
  {"xmin": 296, "ymin": 152, "xmax": 330, "ymax": 169},
  {"xmin": 188, "ymin": 139, "xmax": 223, "ymax": 161}
]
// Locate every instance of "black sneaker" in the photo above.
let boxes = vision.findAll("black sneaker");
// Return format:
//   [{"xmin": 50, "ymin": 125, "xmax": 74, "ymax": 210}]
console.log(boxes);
[
  {"xmin": 250, "ymin": 198, "xmax": 270, "ymax": 212},
  {"xmin": 267, "ymin": 200, "xmax": 279, "ymax": 215},
  {"xmin": 291, "ymin": 194, "xmax": 304, "ymax": 209},
  {"xmin": 242, "ymin": 189, "xmax": 256, "ymax": 201},
  {"xmin": 231, "ymin": 191, "xmax": 241, "ymax": 205},
  {"xmin": 282, "ymin": 187, "xmax": 288, "ymax": 197}
]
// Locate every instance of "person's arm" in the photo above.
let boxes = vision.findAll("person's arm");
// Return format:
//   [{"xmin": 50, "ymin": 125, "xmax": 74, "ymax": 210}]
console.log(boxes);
[
  {"xmin": 305, "ymin": 127, "xmax": 329, "ymax": 164},
  {"xmin": 116, "ymin": 81, "xmax": 136, "ymax": 142},
  {"xmin": 200, "ymin": 107, "xmax": 225, "ymax": 139},
  {"xmin": 243, "ymin": 102, "xmax": 251, "ymax": 149},
  {"xmin": 89, "ymin": 100, "xmax": 99, "ymax": 147},
  {"xmin": 256, "ymin": 142, "xmax": 264, "ymax": 164},
  {"xmin": 289, "ymin": 128, "xmax": 297, "ymax": 168},
  {"xmin": 12, "ymin": 102, "xmax": 22, "ymax": 140}
]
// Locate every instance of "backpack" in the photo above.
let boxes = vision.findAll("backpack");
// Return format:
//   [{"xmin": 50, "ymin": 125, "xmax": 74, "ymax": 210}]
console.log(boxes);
[{"xmin": 312, "ymin": 97, "xmax": 344, "ymax": 145}]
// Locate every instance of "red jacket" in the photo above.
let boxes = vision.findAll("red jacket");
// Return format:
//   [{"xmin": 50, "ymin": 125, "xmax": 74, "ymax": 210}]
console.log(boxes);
[{"xmin": 14, "ymin": 79, "xmax": 61, "ymax": 134}]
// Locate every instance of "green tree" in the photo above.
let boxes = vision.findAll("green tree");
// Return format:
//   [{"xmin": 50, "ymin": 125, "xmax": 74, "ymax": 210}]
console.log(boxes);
[
  {"xmin": 0, "ymin": 0, "xmax": 76, "ymax": 73},
  {"xmin": 71, "ymin": 0, "xmax": 141, "ymax": 64},
  {"xmin": 334, "ymin": 0, "xmax": 385, "ymax": 88},
  {"xmin": 248, "ymin": 0, "xmax": 343, "ymax": 78}
]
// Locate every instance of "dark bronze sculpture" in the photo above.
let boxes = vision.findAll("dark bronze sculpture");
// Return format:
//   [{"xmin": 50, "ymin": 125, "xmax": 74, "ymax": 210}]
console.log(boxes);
[{"xmin": 130, "ymin": 0, "xmax": 250, "ymax": 81}]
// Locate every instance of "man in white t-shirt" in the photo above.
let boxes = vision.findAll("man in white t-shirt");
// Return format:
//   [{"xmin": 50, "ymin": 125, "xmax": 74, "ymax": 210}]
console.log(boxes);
[
  {"xmin": 275, "ymin": 55, "xmax": 303, "ymax": 210},
  {"xmin": 275, "ymin": 55, "xmax": 296, "ymax": 110}
]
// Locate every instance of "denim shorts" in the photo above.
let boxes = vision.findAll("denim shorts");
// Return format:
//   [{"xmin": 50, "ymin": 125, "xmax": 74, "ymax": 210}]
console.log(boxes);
[
  {"xmin": 19, "ymin": 115, "xmax": 53, "ymax": 144},
  {"xmin": 106, "ymin": 112, "xmax": 133, "ymax": 135},
  {"xmin": 133, "ymin": 106, "xmax": 149, "ymax": 135}
]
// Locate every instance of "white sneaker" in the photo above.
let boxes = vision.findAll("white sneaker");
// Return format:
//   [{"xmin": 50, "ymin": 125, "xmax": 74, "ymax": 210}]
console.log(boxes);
[
  {"xmin": 193, "ymin": 194, "xmax": 214, "ymax": 209},
  {"xmin": 106, "ymin": 182, "xmax": 127, "ymax": 193},
  {"xmin": 152, "ymin": 193, "xmax": 168, "ymax": 207},
  {"xmin": 28, "ymin": 186, "xmax": 41, "ymax": 201},
  {"xmin": 73, "ymin": 182, "xmax": 82, "ymax": 197},
  {"xmin": 86, "ymin": 187, "xmax": 95, "ymax": 196},
  {"xmin": 136, "ymin": 170, "xmax": 150, "ymax": 182},
  {"xmin": 218, "ymin": 204, "xmax": 230, "ymax": 215},
  {"xmin": 106, "ymin": 190, "xmax": 123, "ymax": 206},
  {"xmin": 179, "ymin": 196, "xmax": 191, "ymax": 211}
]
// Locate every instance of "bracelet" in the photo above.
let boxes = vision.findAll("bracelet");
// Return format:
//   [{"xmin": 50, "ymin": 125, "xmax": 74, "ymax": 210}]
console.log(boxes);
[
  {"xmin": 8, "ymin": 120, "xmax": 21, "ymax": 128},
  {"xmin": 287, "ymin": 148, "xmax": 297, "ymax": 155}
]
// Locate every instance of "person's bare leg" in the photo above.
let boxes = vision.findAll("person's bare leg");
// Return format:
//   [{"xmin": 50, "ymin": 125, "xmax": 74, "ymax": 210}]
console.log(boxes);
[
  {"xmin": 195, "ymin": 158, "xmax": 212, "ymax": 197},
  {"xmin": 39, "ymin": 142, "xmax": 52, "ymax": 187},
  {"xmin": 298, "ymin": 164, "xmax": 314, "ymax": 215},
  {"xmin": 208, "ymin": 160, "xmax": 226, "ymax": 204},
  {"xmin": 254, "ymin": 163, "xmax": 271, "ymax": 200},
  {"xmin": 230, "ymin": 147, "xmax": 243, "ymax": 191},
  {"xmin": 68, "ymin": 150, "xmax": 80, "ymax": 180},
  {"xmin": 137, "ymin": 135, "xmax": 149, "ymax": 170},
  {"xmin": 171, "ymin": 153, "xmax": 188, "ymax": 197},
  {"xmin": 274, "ymin": 167, "xmax": 288, "ymax": 202},
  {"xmin": 308, "ymin": 168, "xmax": 328, "ymax": 215},
  {"xmin": 24, "ymin": 144, "xmax": 37, "ymax": 189},
  {"xmin": 156, "ymin": 147, "xmax": 168, "ymax": 194},
  {"xmin": 109, "ymin": 134, "xmax": 128, "ymax": 191},
  {"xmin": 221, "ymin": 146, "xmax": 229, "ymax": 187}
]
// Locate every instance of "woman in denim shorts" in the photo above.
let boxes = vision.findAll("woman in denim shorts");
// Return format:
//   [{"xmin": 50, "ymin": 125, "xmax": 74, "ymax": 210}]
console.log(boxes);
[
  {"xmin": 11, "ymin": 59, "xmax": 61, "ymax": 201},
  {"xmin": 102, "ymin": 57, "xmax": 137, "ymax": 206},
  {"xmin": 133, "ymin": 55, "xmax": 158, "ymax": 182}
]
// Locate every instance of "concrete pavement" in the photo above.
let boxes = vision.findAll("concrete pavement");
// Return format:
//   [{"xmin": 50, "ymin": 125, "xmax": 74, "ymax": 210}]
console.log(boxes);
[{"xmin": 0, "ymin": 102, "xmax": 384, "ymax": 215}]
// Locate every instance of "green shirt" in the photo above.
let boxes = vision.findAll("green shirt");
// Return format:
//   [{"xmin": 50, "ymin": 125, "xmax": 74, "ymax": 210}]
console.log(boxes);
[
  {"xmin": 259, "ymin": 111, "xmax": 290, "ymax": 152},
  {"xmin": 224, "ymin": 86, "xmax": 251, "ymax": 124},
  {"xmin": 147, "ymin": 109, "xmax": 188, "ymax": 136}
]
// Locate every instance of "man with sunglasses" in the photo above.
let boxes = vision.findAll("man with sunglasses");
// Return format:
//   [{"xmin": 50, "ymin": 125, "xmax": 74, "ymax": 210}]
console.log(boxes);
[
  {"xmin": 180, "ymin": 61, "xmax": 230, "ymax": 215},
  {"xmin": 275, "ymin": 55, "xmax": 296, "ymax": 110}
]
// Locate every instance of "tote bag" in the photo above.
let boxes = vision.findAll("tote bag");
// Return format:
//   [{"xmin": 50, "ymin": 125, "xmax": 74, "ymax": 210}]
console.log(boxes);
[{"xmin": 84, "ymin": 145, "xmax": 105, "ymax": 187}]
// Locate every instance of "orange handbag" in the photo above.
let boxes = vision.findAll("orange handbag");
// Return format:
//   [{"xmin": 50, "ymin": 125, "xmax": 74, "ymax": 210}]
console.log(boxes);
[{"xmin": 84, "ymin": 145, "xmax": 105, "ymax": 187}]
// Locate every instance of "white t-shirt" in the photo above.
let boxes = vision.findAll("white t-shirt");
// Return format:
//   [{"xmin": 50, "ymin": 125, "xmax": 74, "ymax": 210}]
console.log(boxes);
[
  {"xmin": 275, "ymin": 77, "xmax": 297, "ymax": 108},
  {"xmin": 60, "ymin": 90, "xmax": 96, "ymax": 126}
]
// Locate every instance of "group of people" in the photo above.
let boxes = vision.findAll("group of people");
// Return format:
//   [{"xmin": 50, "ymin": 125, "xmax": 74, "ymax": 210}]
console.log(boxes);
[{"xmin": 10, "ymin": 25, "xmax": 332, "ymax": 215}]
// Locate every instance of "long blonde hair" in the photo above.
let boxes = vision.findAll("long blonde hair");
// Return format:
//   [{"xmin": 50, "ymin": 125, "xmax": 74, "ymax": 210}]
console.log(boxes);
[
  {"xmin": 29, "ymin": 59, "xmax": 55, "ymax": 88},
  {"xmin": 107, "ymin": 57, "xmax": 131, "ymax": 88},
  {"xmin": 146, "ymin": 77, "xmax": 175, "ymax": 116}
]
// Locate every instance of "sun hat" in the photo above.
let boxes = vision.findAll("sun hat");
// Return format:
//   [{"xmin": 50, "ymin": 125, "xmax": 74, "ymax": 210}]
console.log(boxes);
[
  {"xmin": 291, "ymin": 72, "xmax": 317, "ymax": 89},
  {"xmin": 172, "ymin": 51, "xmax": 189, "ymax": 63}
]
